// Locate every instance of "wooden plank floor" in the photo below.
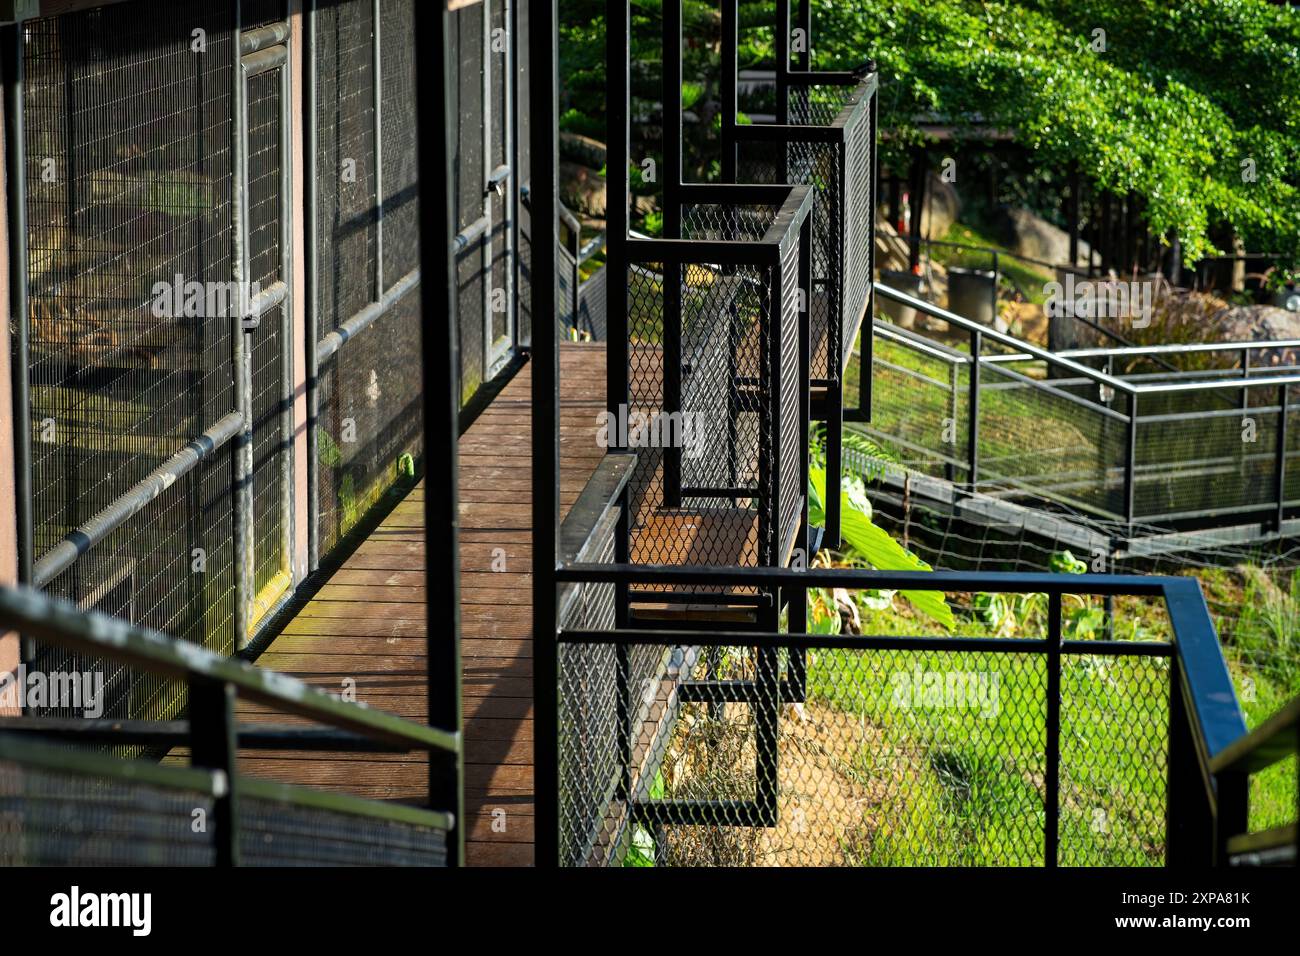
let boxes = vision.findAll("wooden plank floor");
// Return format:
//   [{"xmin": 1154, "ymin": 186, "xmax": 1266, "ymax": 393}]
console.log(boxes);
[{"xmin": 234, "ymin": 343, "xmax": 607, "ymax": 867}]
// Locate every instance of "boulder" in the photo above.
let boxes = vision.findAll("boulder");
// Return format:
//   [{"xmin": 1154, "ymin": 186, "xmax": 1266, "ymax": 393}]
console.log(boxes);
[
  {"xmin": 1211, "ymin": 304, "xmax": 1300, "ymax": 368},
  {"xmin": 1006, "ymin": 207, "xmax": 1091, "ymax": 269}
]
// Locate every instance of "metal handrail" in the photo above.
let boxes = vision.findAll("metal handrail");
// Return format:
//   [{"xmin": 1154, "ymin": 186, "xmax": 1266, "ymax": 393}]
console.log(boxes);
[
  {"xmin": 553, "ymin": 563, "xmax": 1250, "ymax": 865},
  {"xmin": 0, "ymin": 586, "xmax": 458, "ymax": 754}
]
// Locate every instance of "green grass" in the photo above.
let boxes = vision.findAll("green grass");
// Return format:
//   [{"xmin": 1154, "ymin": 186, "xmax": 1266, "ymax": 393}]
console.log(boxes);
[
  {"xmin": 804, "ymin": 601, "xmax": 1168, "ymax": 866},
  {"xmin": 933, "ymin": 222, "xmax": 1056, "ymax": 306}
]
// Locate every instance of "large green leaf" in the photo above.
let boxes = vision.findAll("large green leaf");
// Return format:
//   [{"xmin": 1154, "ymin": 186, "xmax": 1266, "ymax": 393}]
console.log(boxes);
[{"xmin": 808, "ymin": 466, "xmax": 954, "ymax": 630}]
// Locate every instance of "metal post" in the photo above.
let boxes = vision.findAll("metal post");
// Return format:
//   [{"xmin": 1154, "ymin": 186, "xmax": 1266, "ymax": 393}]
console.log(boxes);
[
  {"xmin": 415, "ymin": 0, "xmax": 465, "ymax": 867},
  {"xmin": 1044, "ymin": 592, "xmax": 1061, "ymax": 867},
  {"xmin": 968, "ymin": 329, "xmax": 981, "ymax": 491},
  {"xmin": 189, "ymin": 679, "xmax": 240, "ymax": 867},
  {"xmin": 1165, "ymin": 660, "xmax": 1215, "ymax": 866},
  {"xmin": 306, "ymin": 0, "xmax": 321, "ymax": 573},
  {"xmin": 1125, "ymin": 394, "xmax": 1138, "ymax": 525},
  {"xmin": 530, "ymin": 0, "xmax": 561, "ymax": 868},
  {"xmin": 661, "ymin": 1, "xmax": 681, "ymax": 505},
  {"xmin": 774, "ymin": 0, "xmax": 789, "ymax": 124},
  {"xmin": 1241, "ymin": 348, "xmax": 1250, "ymax": 412},
  {"xmin": 3, "ymin": 26, "xmax": 34, "ymax": 640},
  {"xmin": 720, "ymin": 0, "xmax": 736, "ymax": 183},
  {"xmin": 1276, "ymin": 382, "xmax": 1288, "ymax": 531},
  {"xmin": 1067, "ymin": 165, "xmax": 1079, "ymax": 269}
]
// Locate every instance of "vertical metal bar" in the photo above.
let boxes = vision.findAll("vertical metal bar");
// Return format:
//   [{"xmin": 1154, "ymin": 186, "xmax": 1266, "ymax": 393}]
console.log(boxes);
[
  {"xmin": 1067, "ymin": 165, "xmax": 1079, "ymax": 269},
  {"xmin": 279, "ymin": 53, "xmax": 295, "ymax": 591},
  {"xmin": 720, "ymin": 0, "xmax": 736, "ymax": 183},
  {"xmin": 968, "ymin": 329, "xmax": 980, "ymax": 491},
  {"xmin": 663, "ymin": 0, "xmax": 681, "ymax": 234},
  {"xmin": 1165, "ymin": 659, "xmax": 1215, "ymax": 866},
  {"xmin": 607, "ymin": 0, "xmax": 631, "ymax": 632},
  {"xmin": 1125, "ymin": 393, "xmax": 1138, "ymax": 524},
  {"xmin": 1276, "ymin": 382, "xmax": 1288, "ymax": 530},
  {"xmin": 1241, "ymin": 348, "xmax": 1249, "ymax": 411},
  {"xmin": 1214, "ymin": 770, "xmax": 1248, "ymax": 866},
  {"xmin": 233, "ymin": 8, "xmax": 254, "ymax": 649},
  {"xmin": 503, "ymin": 0, "xmax": 516, "ymax": 350},
  {"xmin": 530, "ymin": 0, "xmax": 561, "ymax": 868},
  {"xmin": 660, "ymin": 0, "xmax": 682, "ymax": 508},
  {"xmin": 373, "ymin": 0, "xmax": 384, "ymax": 298},
  {"xmin": 860, "ymin": 82, "xmax": 877, "ymax": 423},
  {"xmin": 415, "ymin": 0, "xmax": 464, "ymax": 867},
  {"xmin": 305, "ymin": 0, "xmax": 320, "ymax": 573},
  {"xmin": 4, "ymin": 25, "xmax": 33, "ymax": 621},
  {"xmin": 774, "ymin": 0, "xmax": 789, "ymax": 124},
  {"xmin": 189, "ymin": 679, "xmax": 240, "ymax": 867},
  {"xmin": 1044, "ymin": 591, "xmax": 1061, "ymax": 867},
  {"xmin": 480, "ymin": 0, "xmax": 493, "ymax": 376}
]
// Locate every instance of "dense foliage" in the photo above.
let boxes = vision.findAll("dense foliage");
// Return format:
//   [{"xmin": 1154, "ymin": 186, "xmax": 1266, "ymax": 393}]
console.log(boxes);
[{"xmin": 561, "ymin": 0, "xmax": 1300, "ymax": 263}]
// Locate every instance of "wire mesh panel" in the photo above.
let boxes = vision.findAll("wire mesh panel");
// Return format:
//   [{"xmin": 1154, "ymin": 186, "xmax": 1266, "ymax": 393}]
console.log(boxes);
[
  {"xmin": 0, "ymin": 756, "xmax": 217, "ymax": 866},
  {"xmin": 312, "ymin": 0, "xmax": 423, "ymax": 557},
  {"xmin": 22, "ymin": 2, "xmax": 239, "ymax": 718},
  {"xmin": 314, "ymin": 0, "xmax": 378, "ymax": 333},
  {"xmin": 557, "ymin": 636, "xmax": 1172, "ymax": 867},
  {"xmin": 315, "ymin": 293, "xmax": 423, "ymax": 554},
  {"xmin": 238, "ymin": 796, "xmax": 448, "ymax": 866},
  {"xmin": 733, "ymin": 78, "xmax": 875, "ymax": 389}
]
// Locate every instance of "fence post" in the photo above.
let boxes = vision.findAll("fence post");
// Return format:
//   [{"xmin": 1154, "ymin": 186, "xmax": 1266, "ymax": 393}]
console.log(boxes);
[
  {"xmin": 967, "ymin": 329, "xmax": 981, "ymax": 491},
  {"xmin": 1276, "ymin": 382, "xmax": 1288, "ymax": 532},
  {"xmin": 1044, "ymin": 592, "xmax": 1061, "ymax": 867},
  {"xmin": 1125, "ymin": 393, "xmax": 1138, "ymax": 524},
  {"xmin": 1165, "ymin": 659, "xmax": 1215, "ymax": 866},
  {"xmin": 189, "ymin": 678, "xmax": 240, "ymax": 867}
]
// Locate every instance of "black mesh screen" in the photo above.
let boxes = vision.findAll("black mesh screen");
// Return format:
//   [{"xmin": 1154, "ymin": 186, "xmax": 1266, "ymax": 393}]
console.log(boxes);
[
  {"xmin": 315, "ymin": 292, "xmax": 423, "ymax": 556},
  {"xmin": 0, "ymin": 757, "xmax": 218, "ymax": 866},
  {"xmin": 314, "ymin": 0, "xmax": 378, "ymax": 333},
  {"xmin": 238, "ymin": 796, "xmax": 448, "ymax": 866},
  {"xmin": 22, "ymin": 2, "xmax": 239, "ymax": 719},
  {"xmin": 380, "ymin": 0, "xmax": 419, "ymax": 286}
]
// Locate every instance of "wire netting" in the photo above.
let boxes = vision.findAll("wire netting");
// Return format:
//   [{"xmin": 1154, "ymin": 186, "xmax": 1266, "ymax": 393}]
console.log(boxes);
[
  {"xmin": 380, "ymin": 0, "xmax": 420, "ymax": 287},
  {"xmin": 556, "ymin": 637, "xmax": 1170, "ymax": 866},
  {"xmin": 238, "ymin": 796, "xmax": 448, "ymax": 866},
  {"xmin": 22, "ymin": 2, "xmax": 239, "ymax": 719},
  {"xmin": 0, "ymin": 756, "xmax": 217, "ymax": 866}
]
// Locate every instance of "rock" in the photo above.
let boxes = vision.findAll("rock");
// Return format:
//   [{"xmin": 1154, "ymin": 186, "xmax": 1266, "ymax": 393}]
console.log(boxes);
[
  {"xmin": 918, "ymin": 171, "xmax": 960, "ymax": 239},
  {"xmin": 560, "ymin": 161, "xmax": 605, "ymax": 219},
  {"xmin": 1211, "ymin": 304, "xmax": 1300, "ymax": 368},
  {"xmin": 1006, "ymin": 207, "xmax": 1091, "ymax": 269},
  {"xmin": 559, "ymin": 131, "xmax": 606, "ymax": 170}
]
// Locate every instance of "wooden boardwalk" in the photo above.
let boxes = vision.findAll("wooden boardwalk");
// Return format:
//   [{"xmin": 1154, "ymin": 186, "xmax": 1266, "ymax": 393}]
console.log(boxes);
[{"xmin": 234, "ymin": 343, "xmax": 607, "ymax": 866}]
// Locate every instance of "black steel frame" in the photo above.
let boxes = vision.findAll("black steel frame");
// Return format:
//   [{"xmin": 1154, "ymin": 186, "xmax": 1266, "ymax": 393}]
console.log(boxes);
[
  {"xmin": 550, "ymin": 563, "xmax": 1250, "ymax": 866},
  {"xmin": 719, "ymin": 0, "xmax": 878, "ymax": 550}
]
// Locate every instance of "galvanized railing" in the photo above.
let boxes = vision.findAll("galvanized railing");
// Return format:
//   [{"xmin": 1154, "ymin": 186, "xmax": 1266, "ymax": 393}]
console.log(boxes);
[
  {"xmin": 0, "ymin": 586, "xmax": 462, "ymax": 866},
  {"xmin": 866, "ymin": 283, "xmax": 1300, "ymax": 528}
]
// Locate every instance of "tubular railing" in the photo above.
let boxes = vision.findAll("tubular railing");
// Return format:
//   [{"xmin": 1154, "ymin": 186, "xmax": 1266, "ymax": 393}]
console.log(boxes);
[
  {"xmin": 867, "ymin": 282, "xmax": 1300, "ymax": 528},
  {"xmin": 548, "ymin": 564, "xmax": 1250, "ymax": 867},
  {"xmin": 0, "ymin": 585, "xmax": 461, "ymax": 866},
  {"xmin": 720, "ymin": 0, "xmax": 878, "ymax": 548}
]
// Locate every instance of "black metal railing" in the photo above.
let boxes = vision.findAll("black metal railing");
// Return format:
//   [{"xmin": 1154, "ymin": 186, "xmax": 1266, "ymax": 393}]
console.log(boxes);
[
  {"xmin": 617, "ymin": 184, "xmax": 812, "ymax": 595},
  {"xmin": 0, "ymin": 585, "xmax": 462, "ymax": 866},
  {"xmin": 1209, "ymin": 697, "xmax": 1300, "ymax": 866},
  {"xmin": 719, "ymin": 0, "xmax": 878, "ymax": 550},
  {"xmin": 547, "ymin": 564, "xmax": 1255, "ymax": 867},
  {"xmin": 869, "ymin": 282, "xmax": 1300, "ymax": 529}
]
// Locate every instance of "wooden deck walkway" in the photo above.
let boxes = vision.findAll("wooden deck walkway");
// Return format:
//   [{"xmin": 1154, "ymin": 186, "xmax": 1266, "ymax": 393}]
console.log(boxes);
[{"xmin": 234, "ymin": 342, "xmax": 607, "ymax": 866}]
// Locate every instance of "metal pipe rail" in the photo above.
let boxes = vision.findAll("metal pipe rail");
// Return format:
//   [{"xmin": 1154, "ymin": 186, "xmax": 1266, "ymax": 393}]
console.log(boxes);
[
  {"xmin": 870, "ymin": 283, "xmax": 1300, "ymax": 526},
  {"xmin": 0, "ymin": 585, "xmax": 462, "ymax": 865},
  {"xmin": 549, "ymin": 563, "xmax": 1250, "ymax": 866}
]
